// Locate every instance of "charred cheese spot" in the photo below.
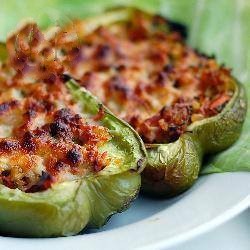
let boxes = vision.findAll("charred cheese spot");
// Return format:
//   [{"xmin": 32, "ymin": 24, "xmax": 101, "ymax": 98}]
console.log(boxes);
[
  {"xmin": 22, "ymin": 132, "xmax": 37, "ymax": 152},
  {"xmin": 26, "ymin": 171, "xmax": 53, "ymax": 193},
  {"xmin": 0, "ymin": 140, "xmax": 20, "ymax": 151},
  {"xmin": 66, "ymin": 148, "xmax": 82, "ymax": 165},
  {"xmin": 0, "ymin": 100, "xmax": 19, "ymax": 115},
  {"xmin": 50, "ymin": 120, "xmax": 71, "ymax": 138}
]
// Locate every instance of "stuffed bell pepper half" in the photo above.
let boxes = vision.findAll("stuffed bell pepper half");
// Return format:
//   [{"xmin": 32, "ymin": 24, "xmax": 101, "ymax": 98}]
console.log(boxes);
[
  {"xmin": 48, "ymin": 7, "xmax": 247, "ymax": 197},
  {"xmin": 0, "ymin": 26, "xmax": 147, "ymax": 237}
]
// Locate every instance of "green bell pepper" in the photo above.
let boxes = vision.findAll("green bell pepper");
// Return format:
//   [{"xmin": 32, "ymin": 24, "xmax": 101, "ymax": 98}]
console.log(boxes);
[
  {"xmin": 0, "ymin": 26, "xmax": 146, "ymax": 237},
  {"xmin": 142, "ymin": 80, "xmax": 247, "ymax": 196},
  {"xmin": 0, "ymin": 75, "xmax": 147, "ymax": 236}
]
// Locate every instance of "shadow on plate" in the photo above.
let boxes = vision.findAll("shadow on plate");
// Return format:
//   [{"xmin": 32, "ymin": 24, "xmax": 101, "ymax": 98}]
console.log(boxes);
[{"xmin": 84, "ymin": 178, "xmax": 206, "ymax": 234}]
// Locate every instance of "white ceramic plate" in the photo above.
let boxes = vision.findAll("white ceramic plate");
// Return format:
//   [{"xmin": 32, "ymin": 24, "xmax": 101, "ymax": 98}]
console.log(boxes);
[{"xmin": 0, "ymin": 172, "xmax": 249, "ymax": 249}]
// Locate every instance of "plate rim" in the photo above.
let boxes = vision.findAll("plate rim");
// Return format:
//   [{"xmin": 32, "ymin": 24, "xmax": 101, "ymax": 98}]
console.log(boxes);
[
  {"xmin": 139, "ymin": 195, "xmax": 250, "ymax": 250},
  {"xmin": 0, "ymin": 174, "xmax": 249, "ymax": 250}
]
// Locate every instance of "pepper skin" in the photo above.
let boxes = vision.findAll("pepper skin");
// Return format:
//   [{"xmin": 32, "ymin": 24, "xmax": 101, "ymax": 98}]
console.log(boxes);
[{"xmin": 143, "ymin": 80, "xmax": 247, "ymax": 196}]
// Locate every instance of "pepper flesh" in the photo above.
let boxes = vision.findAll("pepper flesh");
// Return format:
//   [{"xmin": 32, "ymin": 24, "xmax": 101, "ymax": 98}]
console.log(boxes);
[{"xmin": 0, "ymin": 170, "xmax": 140, "ymax": 236}]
